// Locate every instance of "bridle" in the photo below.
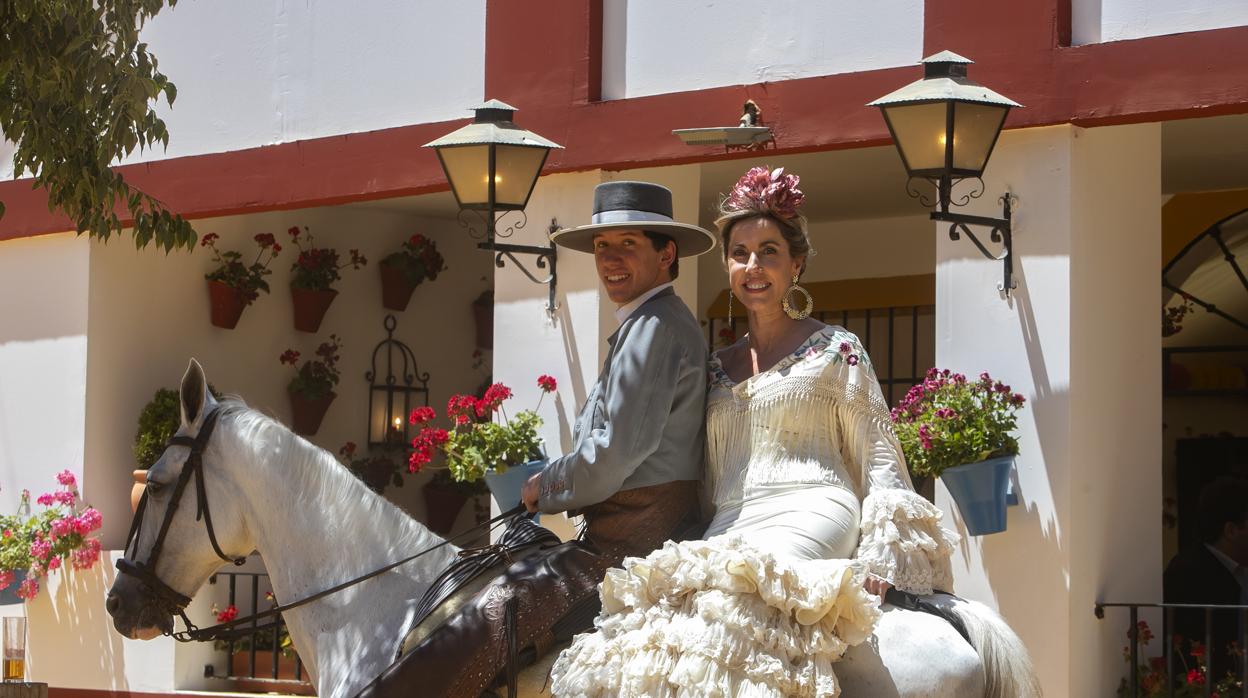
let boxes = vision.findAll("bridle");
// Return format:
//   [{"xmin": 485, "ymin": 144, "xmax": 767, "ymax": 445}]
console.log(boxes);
[
  {"xmin": 115, "ymin": 404, "xmax": 525, "ymax": 644},
  {"xmin": 117, "ymin": 407, "xmax": 246, "ymax": 637}
]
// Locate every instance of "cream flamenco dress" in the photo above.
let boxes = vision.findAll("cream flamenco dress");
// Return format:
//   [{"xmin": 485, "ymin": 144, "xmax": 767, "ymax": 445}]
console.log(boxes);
[{"xmin": 548, "ymin": 327, "xmax": 959, "ymax": 698}]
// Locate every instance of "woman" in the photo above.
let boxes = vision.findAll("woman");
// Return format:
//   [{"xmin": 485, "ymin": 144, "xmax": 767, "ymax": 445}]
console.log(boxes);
[{"xmin": 549, "ymin": 167, "xmax": 959, "ymax": 697}]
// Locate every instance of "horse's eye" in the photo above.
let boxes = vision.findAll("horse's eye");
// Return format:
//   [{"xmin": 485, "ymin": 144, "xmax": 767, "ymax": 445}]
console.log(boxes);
[{"xmin": 146, "ymin": 480, "xmax": 166, "ymax": 496}]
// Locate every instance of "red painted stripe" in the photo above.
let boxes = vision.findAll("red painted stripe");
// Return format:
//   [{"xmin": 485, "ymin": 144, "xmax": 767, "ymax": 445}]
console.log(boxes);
[
  {"xmin": 48, "ymin": 689, "xmax": 170, "ymax": 698},
  {"xmin": 1, "ymin": 3, "xmax": 1247, "ymax": 241}
]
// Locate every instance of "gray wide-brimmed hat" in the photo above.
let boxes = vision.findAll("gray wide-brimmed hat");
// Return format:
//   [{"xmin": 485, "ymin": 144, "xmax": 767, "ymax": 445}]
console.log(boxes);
[{"xmin": 549, "ymin": 181, "xmax": 718, "ymax": 257}]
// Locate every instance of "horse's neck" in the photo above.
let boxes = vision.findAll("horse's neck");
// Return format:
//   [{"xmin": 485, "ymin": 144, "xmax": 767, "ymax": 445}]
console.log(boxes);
[{"xmin": 229, "ymin": 415, "xmax": 458, "ymax": 696}]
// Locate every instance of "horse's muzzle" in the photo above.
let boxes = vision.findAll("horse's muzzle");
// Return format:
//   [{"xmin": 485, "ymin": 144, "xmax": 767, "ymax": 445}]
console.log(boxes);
[{"xmin": 107, "ymin": 572, "xmax": 172, "ymax": 640}]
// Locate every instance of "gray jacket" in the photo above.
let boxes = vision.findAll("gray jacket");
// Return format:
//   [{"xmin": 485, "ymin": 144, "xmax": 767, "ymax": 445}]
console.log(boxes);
[{"xmin": 538, "ymin": 287, "xmax": 707, "ymax": 513}]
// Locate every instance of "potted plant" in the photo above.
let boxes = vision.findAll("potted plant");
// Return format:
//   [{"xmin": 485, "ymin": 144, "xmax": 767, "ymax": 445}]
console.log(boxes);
[
  {"xmin": 0, "ymin": 471, "xmax": 104, "ymax": 603},
  {"xmin": 280, "ymin": 335, "xmax": 343, "ymax": 436},
  {"xmin": 132, "ymin": 386, "xmax": 222, "ymax": 511},
  {"xmin": 472, "ymin": 289, "xmax": 493, "ymax": 350},
  {"xmin": 422, "ymin": 470, "xmax": 488, "ymax": 536},
  {"xmin": 201, "ymin": 232, "xmax": 282, "ymax": 329},
  {"xmin": 891, "ymin": 368, "xmax": 1026, "ymax": 535},
  {"xmin": 378, "ymin": 233, "xmax": 446, "ymax": 311},
  {"xmin": 337, "ymin": 441, "xmax": 408, "ymax": 496},
  {"xmin": 287, "ymin": 225, "xmax": 367, "ymax": 333},
  {"xmin": 213, "ymin": 596, "xmax": 313, "ymax": 695},
  {"xmin": 407, "ymin": 374, "xmax": 557, "ymax": 516}
]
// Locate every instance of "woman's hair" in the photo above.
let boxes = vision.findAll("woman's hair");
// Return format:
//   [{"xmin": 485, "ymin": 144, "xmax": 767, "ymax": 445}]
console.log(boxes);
[{"xmin": 715, "ymin": 166, "xmax": 812, "ymax": 276}]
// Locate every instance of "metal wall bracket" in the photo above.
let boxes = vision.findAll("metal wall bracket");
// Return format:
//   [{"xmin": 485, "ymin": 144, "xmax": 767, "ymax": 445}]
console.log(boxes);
[
  {"xmin": 480, "ymin": 218, "xmax": 560, "ymax": 314},
  {"xmin": 931, "ymin": 193, "xmax": 1016, "ymax": 296}
]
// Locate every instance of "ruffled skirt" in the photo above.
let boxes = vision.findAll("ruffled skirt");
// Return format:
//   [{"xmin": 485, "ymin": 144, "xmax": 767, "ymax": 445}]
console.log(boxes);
[{"xmin": 548, "ymin": 536, "xmax": 882, "ymax": 697}]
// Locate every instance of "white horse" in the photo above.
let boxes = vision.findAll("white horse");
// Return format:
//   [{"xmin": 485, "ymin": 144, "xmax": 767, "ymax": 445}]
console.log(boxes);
[{"xmin": 107, "ymin": 360, "xmax": 1041, "ymax": 698}]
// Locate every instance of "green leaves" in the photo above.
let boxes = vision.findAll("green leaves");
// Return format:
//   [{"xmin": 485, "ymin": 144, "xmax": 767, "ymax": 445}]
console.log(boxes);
[{"xmin": 0, "ymin": 0, "xmax": 195, "ymax": 250}]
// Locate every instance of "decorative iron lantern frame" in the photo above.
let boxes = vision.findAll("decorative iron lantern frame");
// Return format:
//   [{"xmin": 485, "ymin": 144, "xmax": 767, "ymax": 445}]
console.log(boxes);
[{"xmin": 365, "ymin": 314, "xmax": 431, "ymax": 449}]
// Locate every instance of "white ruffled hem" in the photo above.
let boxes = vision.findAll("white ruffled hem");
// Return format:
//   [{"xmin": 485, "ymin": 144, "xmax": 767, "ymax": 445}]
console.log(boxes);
[
  {"xmin": 856, "ymin": 488, "xmax": 959, "ymax": 595},
  {"xmin": 549, "ymin": 537, "xmax": 881, "ymax": 698}
]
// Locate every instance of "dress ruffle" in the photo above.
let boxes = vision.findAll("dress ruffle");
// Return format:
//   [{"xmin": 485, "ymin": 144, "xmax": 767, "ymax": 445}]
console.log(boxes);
[
  {"xmin": 549, "ymin": 536, "xmax": 881, "ymax": 698},
  {"xmin": 856, "ymin": 488, "xmax": 959, "ymax": 595}
]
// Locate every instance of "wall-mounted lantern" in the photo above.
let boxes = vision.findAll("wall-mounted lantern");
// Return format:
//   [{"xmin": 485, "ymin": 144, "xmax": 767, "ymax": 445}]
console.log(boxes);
[
  {"xmin": 365, "ymin": 315, "xmax": 430, "ymax": 448},
  {"xmin": 424, "ymin": 100, "xmax": 564, "ymax": 312},
  {"xmin": 869, "ymin": 51, "xmax": 1023, "ymax": 295}
]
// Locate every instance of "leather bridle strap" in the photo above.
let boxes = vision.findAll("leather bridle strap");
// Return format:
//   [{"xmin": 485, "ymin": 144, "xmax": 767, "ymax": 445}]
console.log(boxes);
[{"xmin": 116, "ymin": 408, "xmax": 245, "ymax": 627}]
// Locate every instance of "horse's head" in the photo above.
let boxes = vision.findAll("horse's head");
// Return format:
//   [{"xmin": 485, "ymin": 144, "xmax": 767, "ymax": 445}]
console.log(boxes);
[{"xmin": 106, "ymin": 359, "xmax": 254, "ymax": 640}]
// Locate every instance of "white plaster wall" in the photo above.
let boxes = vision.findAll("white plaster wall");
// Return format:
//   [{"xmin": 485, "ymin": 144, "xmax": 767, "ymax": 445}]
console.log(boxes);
[
  {"xmin": 84, "ymin": 204, "xmax": 492, "ymax": 551},
  {"xmin": 0, "ymin": 232, "xmax": 89, "ymax": 515},
  {"xmin": 934, "ymin": 124, "xmax": 1162, "ymax": 696},
  {"xmin": 93, "ymin": 0, "xmax": 487, "ymax": 168},
  {"xmin": 1075, "ymin": 0, "xmax": 1248, "ymax": 44},
  {"xmin": 602, "ymin": 0, "xmax": 924, "ymax": 99}
]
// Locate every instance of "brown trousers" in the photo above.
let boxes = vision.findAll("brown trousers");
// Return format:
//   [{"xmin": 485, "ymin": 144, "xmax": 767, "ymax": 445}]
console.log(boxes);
[{"xmin": 355, "ymin": 480, "xmax": 701, "ymax": 698}]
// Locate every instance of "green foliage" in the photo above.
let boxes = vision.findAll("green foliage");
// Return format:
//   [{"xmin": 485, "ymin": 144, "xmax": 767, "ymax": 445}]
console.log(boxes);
[
  {"xmin": 133, "ymin": 384, "xmax": 223, "ymax": 469},
  {"xmin": 443, "ymin": 410, "xmax": 543, "ymax": 483},
  {"xmin": 288, "ymin": 225, "xmax": 367, "ymax": 291},
  {"xmin": 0, "ymin": 0, "xmax": 196, "ymax": 250},
  {"xmin": 891, "ymin": 368, "xmax": 1025, "ymax": 478},
  {"xmin": 280, "ymin": 335, "xmax": 341, "ymax": 401}
]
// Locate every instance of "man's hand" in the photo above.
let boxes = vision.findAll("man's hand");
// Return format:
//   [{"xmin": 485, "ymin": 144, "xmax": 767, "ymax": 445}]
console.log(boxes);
[
  {"xmin": 521, "ymin": 473, "xmax": 542, "ymax": 513},
  {"xmin": 864, "ymin": 574, "xmax": 893, "ymax": 598}
]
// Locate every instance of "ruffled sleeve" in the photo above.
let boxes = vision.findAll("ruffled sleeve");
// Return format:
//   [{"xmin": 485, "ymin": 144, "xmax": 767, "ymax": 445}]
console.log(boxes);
[{"xmin": 825, "ymin": 331, "xmax": 959, "ymax": 595}]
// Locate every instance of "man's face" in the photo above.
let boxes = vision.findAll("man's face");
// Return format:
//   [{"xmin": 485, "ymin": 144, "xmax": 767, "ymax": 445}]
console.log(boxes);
[{"xmin": 592, "ymin": 229, "xmax": 674, "ymax": 305}]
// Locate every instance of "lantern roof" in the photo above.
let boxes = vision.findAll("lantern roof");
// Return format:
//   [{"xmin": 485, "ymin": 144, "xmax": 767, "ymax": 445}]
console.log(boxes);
[
  {"xmin": 867, "ymin": 51, "xmax": 1022, "ymax": 109},
  {"xmin": 422, "ymin": 100, "xmax": 564, "ymax": 150}
]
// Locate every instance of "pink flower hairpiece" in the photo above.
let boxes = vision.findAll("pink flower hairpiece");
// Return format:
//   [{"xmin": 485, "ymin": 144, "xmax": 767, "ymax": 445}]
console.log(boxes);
[{"xmin": 724, "ymin": 166, "xmax": 806, "ymax": 221}]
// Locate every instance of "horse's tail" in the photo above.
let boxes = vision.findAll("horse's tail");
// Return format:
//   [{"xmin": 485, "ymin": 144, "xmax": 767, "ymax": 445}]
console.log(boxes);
[{"xmin": 932, "ymin": 595, "xmax": 1043, "ymax": 698}]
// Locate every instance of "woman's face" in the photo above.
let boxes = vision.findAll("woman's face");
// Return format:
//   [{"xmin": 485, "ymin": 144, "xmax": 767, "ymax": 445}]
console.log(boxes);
[{"xmin": 725, "ymin": 217, "xmax": 804, "ymax": 315}]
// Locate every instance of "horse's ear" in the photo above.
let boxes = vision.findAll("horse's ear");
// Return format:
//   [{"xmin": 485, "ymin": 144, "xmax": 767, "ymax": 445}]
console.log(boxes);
[{"xmin": 180, "ymin": 359, "xmax": 208, "ymax": 426}]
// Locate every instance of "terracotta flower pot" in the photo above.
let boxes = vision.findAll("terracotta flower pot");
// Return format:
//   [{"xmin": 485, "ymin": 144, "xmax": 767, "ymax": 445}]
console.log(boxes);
[
  {"xmin": 472, "ymin": 297, "xmax": 493, "ymax": 351},
  {"xmin": 379, "ymin": 262, "xmax": 417, "ymax": 311},
  {"xmin": 422, "ymin": 481, "xmax": 468, "ymax": 535},
  {"xmin": 289, "ymin": 391, "xmax": 335, "ymax": 436},
  {"xmin": 290, "ymin": 286, "xmax": 338, "ymax": 333},
  {"xmin": 131, "ymin": 469, "xmax": 147, "ymax": 512},
  {"xmin": 228, "ymin": 651, "xmax": 314, "ymax": 695},
  {"xmin": 208, "ymin": 280, "xmax": 248, "ymax": 329}
]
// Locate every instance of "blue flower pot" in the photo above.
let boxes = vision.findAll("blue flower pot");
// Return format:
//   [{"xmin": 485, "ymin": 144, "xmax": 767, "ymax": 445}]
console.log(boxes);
[
  {"xmin": 484, "ymin": 459, "xmax": 548, "ymax": 523},
  {"xmin": 942, "ymin": 455, "xmax": 1014, "ymax": 536},
  {"xmin": 0, "ymin": 569, "xmax": 26, "ymax": 605}
]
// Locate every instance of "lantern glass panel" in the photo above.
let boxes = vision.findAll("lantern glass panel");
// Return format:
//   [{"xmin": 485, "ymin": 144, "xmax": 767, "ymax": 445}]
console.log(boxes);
[
  {"xmin": 952, "ymin": 102, "xmax": 1009, "ymax": 174},
  {"xmin": 493, "ymin": 144, "xmax": 548, "ymax": 208},
  {"xmin": 881, "ymin": 101, "xmax": 950, "ymax": 175},
  {"xmin": 437, "ymin": 144, "xmax": 492, "ymax": 207},
  {"xmin": 369, "ymin": 387, "xmax": 413, "ymax": 446}
]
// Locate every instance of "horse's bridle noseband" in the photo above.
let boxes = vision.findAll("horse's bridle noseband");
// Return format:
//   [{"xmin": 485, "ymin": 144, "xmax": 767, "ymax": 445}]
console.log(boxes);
[{"xmin": 117, "ymin": 407, "xmax": 246, "ymax": 638}]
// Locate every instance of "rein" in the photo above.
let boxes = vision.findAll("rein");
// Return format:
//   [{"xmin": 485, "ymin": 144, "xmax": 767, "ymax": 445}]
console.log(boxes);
[{"xmin": 116, "ymin": 405, "xmax": 523, "ymax": 644}]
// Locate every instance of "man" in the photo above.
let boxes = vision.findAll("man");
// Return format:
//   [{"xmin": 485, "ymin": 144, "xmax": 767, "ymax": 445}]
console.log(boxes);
[
  {"xmin": 360, "ymin": 181, "xmax": 716, "ymax": 698},
  {"xmin": 1164, "ymin": 476, "xmax": 1248, "ymax": 682}
]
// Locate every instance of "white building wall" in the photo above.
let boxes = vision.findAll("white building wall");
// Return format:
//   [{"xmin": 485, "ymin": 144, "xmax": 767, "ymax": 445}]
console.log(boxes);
[
  {"xmin": 0, "ymin": 233, "xmax": 89, "ymax": 515},
  {"xmin": 935, "ymin": 123, "xmax": 1162, "ymax": 696},
  {"xmin": 1074, "ymin": 0, "xmax": 1248, "ymax": 44},
  {"xmin": 2, "ymin": 0, "xmax": 487, "ymax": 179},
  {"xmin": 602, "ymin": 0, "xmax": 924, "ymax": 100}
]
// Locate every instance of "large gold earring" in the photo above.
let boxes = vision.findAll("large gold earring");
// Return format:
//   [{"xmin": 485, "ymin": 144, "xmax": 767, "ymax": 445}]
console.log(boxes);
[{"xmin": 782, "ymin": 273, "xmax": 813, "ymax": 320}]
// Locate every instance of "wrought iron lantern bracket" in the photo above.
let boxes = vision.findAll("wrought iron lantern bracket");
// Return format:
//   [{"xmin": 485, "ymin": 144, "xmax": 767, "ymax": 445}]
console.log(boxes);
[
  {"xmin": 930, "ymin": 193, "xmax": 1016, "ymax": 296},
  {"xmin": 479, "ymin": 236, "xmax": 558, "ymax": 315}
]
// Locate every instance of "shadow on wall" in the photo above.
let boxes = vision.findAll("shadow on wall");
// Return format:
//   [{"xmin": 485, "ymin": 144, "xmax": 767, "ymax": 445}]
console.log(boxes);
[{"xmin": 27, "ymin": 564, "xmax": 128, "ymax": 688}]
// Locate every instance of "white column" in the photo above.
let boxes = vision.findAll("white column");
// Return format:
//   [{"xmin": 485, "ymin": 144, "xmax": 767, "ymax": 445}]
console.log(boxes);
[{"xmin": 935, "ymin": 123, "xmax": 1161, "ymax": 696}]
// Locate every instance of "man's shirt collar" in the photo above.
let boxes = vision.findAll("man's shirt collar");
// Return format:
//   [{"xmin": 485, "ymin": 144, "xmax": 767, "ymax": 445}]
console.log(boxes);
[{"xmin": 614, "ymin": 282, "xmax": 674, "ymax": 326}]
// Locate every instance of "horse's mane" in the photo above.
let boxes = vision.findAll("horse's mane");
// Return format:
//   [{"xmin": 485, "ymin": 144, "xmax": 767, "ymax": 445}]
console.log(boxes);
[{"xmin": 214, "ymin": 399, "xmax": 444, "ymax": 562}]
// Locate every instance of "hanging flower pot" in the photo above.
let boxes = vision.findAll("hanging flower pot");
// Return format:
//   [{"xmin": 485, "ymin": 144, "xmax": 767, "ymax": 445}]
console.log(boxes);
[
  {"xmin": 422, "ymin": 480, "xmax": 469, "ymax": 535},
  {"xmin": 291, "ymin": 287, "xmax": 338, "ymax": 333},
  {"xmin": 288, "ymin": 390, "xmax": 335, "ymax": 436},
  {"xmin": 379, "ymin": 262, "xmax": 416, "ymax": 311},
  {"xmin": 941, "ymin": 455, "xmax": 1014, "ymax": 536},
  {"xmin": 207, "ymin": 280, "xmax": 248, "ymax": 329},
  {"xmin": 472, "ymin": 291, "xmax": 493, "ymax": 351}
]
